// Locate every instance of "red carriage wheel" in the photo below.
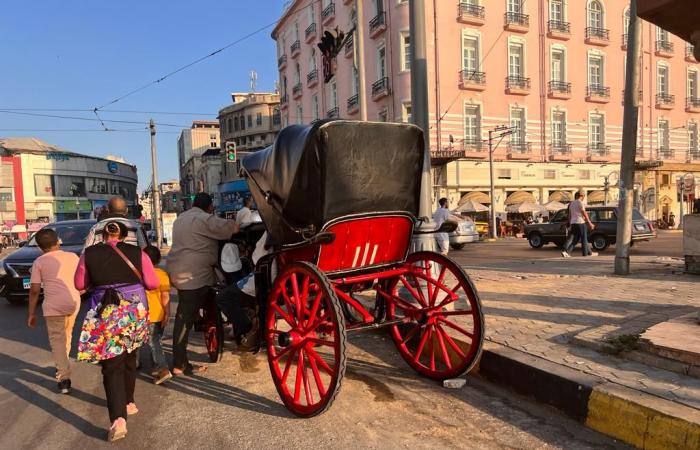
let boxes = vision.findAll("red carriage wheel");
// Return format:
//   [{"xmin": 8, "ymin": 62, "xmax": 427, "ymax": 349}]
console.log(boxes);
[
  {"xmin": 266, "ymin": 262, "xmax": 347, "ymax": 417},
  {"xmin": 383, "ymin": 251, "xmax": 484, "ymax": 380},
  {"xmin": 203, "ymin": 295, "xmax": 224, "ymax": 363}
]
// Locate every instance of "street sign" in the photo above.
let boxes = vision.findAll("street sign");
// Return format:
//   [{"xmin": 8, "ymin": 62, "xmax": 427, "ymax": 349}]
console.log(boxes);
[{"xmin": 225, "ymin": 141, "xmax": 237, "ymax": 163}]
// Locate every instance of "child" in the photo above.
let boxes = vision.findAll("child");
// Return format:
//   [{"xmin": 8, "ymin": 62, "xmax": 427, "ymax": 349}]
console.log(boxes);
[
  {"xmin": 27, "ymin": 228, "xmax": 81, "ymax": 394},
  {"xmin": 143, "ymin": 246, "xmax": 172, "ymax": 384}
]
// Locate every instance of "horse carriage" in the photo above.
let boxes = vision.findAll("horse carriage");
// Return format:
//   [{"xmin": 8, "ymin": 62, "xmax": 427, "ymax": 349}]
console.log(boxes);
[{"xmin": 222, "ymin": 120, "xmax": 485, "ymax": 417}]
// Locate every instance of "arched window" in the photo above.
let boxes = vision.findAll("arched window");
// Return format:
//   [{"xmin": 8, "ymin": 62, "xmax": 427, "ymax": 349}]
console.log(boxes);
[
  {"xmin": 587, "ymin": 0, "xmax": 603, "ymax": 29},
  {"xmin": 309, "ymin": 49, "xmax": 316, "ymax": 71},
  {"xmin": 233, "ymin": 116, "xmax": 239, "ymax": 131},
  {"xmin": 295, "ymin": 63, "xmax": 301, "ymax": 85}
]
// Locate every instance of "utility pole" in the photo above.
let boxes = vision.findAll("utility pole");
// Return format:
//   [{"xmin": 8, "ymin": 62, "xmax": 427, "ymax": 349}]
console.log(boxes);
[
  {"xmin": 488, "ymin": 126, "xmax": 513, "ymax": 239},
  {"xmin": 410, "ymin": 0, "xmax": 435, "ymax": 251},
  {"xmin": 614, "ymin": 0, "xmax": 642, "ymax": 275},
  {"xmin": 149, "ymin": 119, "xmax": 163, "ymax": 249},
  {"xmin": 355, "ymin": 0, "xmax": 367, "ymax": 121}
]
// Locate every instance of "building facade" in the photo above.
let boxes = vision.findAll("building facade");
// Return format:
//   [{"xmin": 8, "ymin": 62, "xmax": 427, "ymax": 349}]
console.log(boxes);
[
  {"xmin": 159, "ymin": 180, "xmax": 181, "ymax": 213},
  {"xmin": 273, "ymin": 0, "xmax": 700, "ymax": 219},
  {"xmin": 218, "ymin": 92, "xmax": 282, "ymax": 183},
  {"xmin": 177, "ymin": 121, "xmax": 220, "ymax": 209},
  {"xmin": 0, "ymin": 137, "xmax": 138, "ymax": 232}
]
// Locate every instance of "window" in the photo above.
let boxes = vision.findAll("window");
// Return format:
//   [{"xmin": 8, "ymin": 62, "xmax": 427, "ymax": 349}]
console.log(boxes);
[
  {"xmin": 312, "ymin": 95, "xmax": 319, "ymax": 121},
  {"xmin": 510, "ymin": 107, "xmax": 526, "ymax": 143},
  {"xmin": 352, "ymin": 66, "xmax": 359, "ymax": 95},
  {"xmin": 377, "ymin": 46, "xmax": 387, "ymax": 79},
  {"xmin": 508, "ymin": 42, "xmax": 524, "ymax": 77},
  {"xmin": 247, "ymin": 115, "xmax": 253, "ymax": 128},
  {"xmin": 551, "ymin": 48, "xmax": 566, "ymax": 82},
  {"xmin": 589, "ymin": 113, "xmax": 605, "ymax": 146},
  {"xmin": 598, "ymin": 209, "xmax": 616, "ymax": 221},
  {"xmin": 462, "ymin": 33, "xmax": 479, "ymax": 72},
  {"xmin": 256, "ymin": 113, "xmax": 263, "ymax": 126},
  {"xmin": 234, "ymin": 117, "xmax": 239, "ymax": 131},
  {"xmin": 551, "ymin": 111, "xmax": 566, "ymax": 147},
  {"xmin": 401, "ymin": 32, "xmax": 411, "ymax": 71},
  {"xmin": 0, "ymin": 187, "xmax": 12, "ymax": 202},
  {"xmin": 294, "ymin": 63, "xmax": 301, "ymax": 85},
  {"xmin": 378, "ymin": 109, "xmax": 388, "ymax": 122},
  {"xmin": 330, "ymin": 81, "xmax": 337, "ymax": 108},
  {"xmin": 587, "ymin": 0, "xmax": 604, "ymax": 29},
  {"xmin": 296, "ymin": 105, "xmax": 303, "ymax": 125},
  {"xmin": 656, "ymin": 27, "xmax": 670, "ymax": 43},
  {"xmin": 658, "ymin": 120, "xmax": 670, "ymax": 149},
  {"xmin": 240, "ymin": 115, "xmax": 245, "ymax": 130},
  {"xmin": 374, "ymin": 0, "xmax": 384, "ymax": 15},
  {"xmin": 588, "ymin": 53, "xmax": 604, "ymax": 86},
  {"xmin": 309, "ymin": 49, "xmax": 317, "ymax": 71},
  {"xmin": 294, "ymin": 22, "xmax": 299, "ymax": 41},
  {"xmin": 549, "ymin": 0, "xmax": 564, "ymax": 21},
  {"xmin": 227, "ymin": 118, "xmax": 232, "ymax": 134},
  {"xmin": 507, "ymin": 0, "xmax": 522, "ymax": 14},
  {"xmin": 402, "ymin": 102, "xmax": 412, "ymax": 123},
  {"xmin": 689, "ymin": 122, "xmax": 699, "ymax": 152},
  {"xmin": 463, "ymin": 104, "xmax": 481, "ymax": 144},
  {"xmin": 657, "ymin": 64, "xmax": 669, "ymax": 95},
  {"xmin": 53, "ymin": 176, "xmax": 86, "ymax": 197},
  {"xmin": 34, "ymin": 175, "xmax": 53, "ymax": 196},
  {"xmin": 688, "ymin": 69, "xmax": 698, "ymax": 99},
  {"xmin": 273, "ymin": 108, "xmax": 281, "ymax": 126}
]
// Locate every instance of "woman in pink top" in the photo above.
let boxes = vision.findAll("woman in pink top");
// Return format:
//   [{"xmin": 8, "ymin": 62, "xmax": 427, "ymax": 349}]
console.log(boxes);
[{"xmin": 74, "ymin": 221, "xmax": 159, "ymax": 442}]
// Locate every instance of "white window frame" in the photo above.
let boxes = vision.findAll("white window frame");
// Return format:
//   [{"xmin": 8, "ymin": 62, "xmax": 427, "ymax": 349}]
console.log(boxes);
[
  {"xmin": 463, "ymin": 103, "xmax": 481, "ymax": 144},
  {"xmin": 589, "ymin": 112, "xmax": 606, "ymax": 146},
  {"xmin": 510, "ymin": 106, "xmax": 527, "ymax": 143},
  {"xmin": 508, "ymin": 38, "xmax": 526, "ymax": 78},
  {"xmin": 549, "ymin": 0, "xmax": 566, "ymax": 22},
  {"xmin": 689, "ymin": 121, "xmax": 699, "ymax": 152},
  {"xmin": 657, "ymin": 62, "xmax": 670, "ymax": 95},
  {"xmin": 376, "ymin": 44, "xmax": 387, "ymax": 80},
  {"xmin": 587, "ymin": 0, "xmax": 605, "ymax": 29},
  {"xmin": 400, "ymin": 31, "xmax": 411, "ymax": 72},
  {"xmin": 550, "ymin": 45, "xmax": 567, "ymax": 82},
  {"xmin": 587, "ymin": 51, "xmax": 605, "ymax": 87},
  {"xmin": 462, "ymin": 30, "xmax": 481, "ymax": 73},
  {"xmin": 329, "ymin": 81, "xmax": 337, "ymax": 108},
  {"xmin": 402, "ymin": 102, "xmax": 412, "ymax": 123},
  {"xmin": 312, "ymin": 94, "xmax": 319, "ymax": 121},
  {"xmin": 507, "ymin": 0, "xmax": 523, "ymax": 14},
  {"xmin": 551, "ymin": 110, "xmax": 567, "ymax": 147},
  {"xmin": 658, "ymin": 119, "xmax": 670, "ymax": 150},
  {"xmin": 688, "ymin": 68, "xmax": 698, "ymax": 99}
]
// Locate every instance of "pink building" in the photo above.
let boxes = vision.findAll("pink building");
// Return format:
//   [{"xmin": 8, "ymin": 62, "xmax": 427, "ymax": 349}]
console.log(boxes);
[{"xmin": 273, "ymin": 0, "xmax": 700, "ymax": 219}]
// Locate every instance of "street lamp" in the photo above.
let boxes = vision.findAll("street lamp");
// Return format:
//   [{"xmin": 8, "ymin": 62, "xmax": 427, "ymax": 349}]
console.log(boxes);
[
  {"xmin": 603, "ymin": 171, "xmax": 619, "ymax": 206},
  {"xmin": 488, "ymin": 126, "xmax": 515, "ymax": 239}
]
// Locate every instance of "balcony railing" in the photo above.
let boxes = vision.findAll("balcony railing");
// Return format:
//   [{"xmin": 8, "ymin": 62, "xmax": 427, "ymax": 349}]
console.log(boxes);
[
  {"xmin": 458, "ymin": 3, "xmax": 485, "ymax": 20},
  {"xmin": 548, "ymin": 81, "xmax": 571, "ymax": 94},
  {"xmin": 687, "ymin": 97, "xmax": 700, "ymax": 110},
  {"xmin": 548, "ymin": 20, "xmax": 570, "ymax": 34},
  {"xmin": 587, "ymin": 143, "xmax": 610, "ymax": 156},
  {"xmin": 506, "ymin": 75, "xmax": 531, "ymax": 90},
  {"xmin": 292, "ymin": 83, "xmax": 302, "ymax": 97},
  {"xmin": 278, "ymin": 54, "xmax": 287, "ymax": 68},
  {"xmin": 687, "ymin": 44, "xmax": 696, "ymax": 60},
  {"xmin": 307, "ymin": 69, "xmax": 318, "ymax": 86},
  {"xmin": 551, "ymin": 143, "xmax": 572, "ymax": 155},
  {"xmin": 326, "ymin": 107, "xmax": 339, "ymax": 119},
  {"xmin": 461, "ymin": 138, "xmax": 483, "ymax": 151},
  {"xmin": 371, "ymin": 77, "xmax": 390, "ymax": 98},
  {"xmin": 656, "ymin": 40, "xmax": 674, "ymax": 54},
  {"xmin": 305, "ymin": 23, "xmax": 317, "ymax": 40},
  {"xmin": 460, "ymin": 70, "xmax": 486, "ymax": 85},
  {"xmin": 344, "ymin": 33, "xmax": 354, "ymax": 56},
  {"xmin": 587, "ymin": 84, "xmax": 610, "ymax": 98},
  {"xmin": 508, "ymin": 141, "xmax": 532, "ymax": 154},
  {"xmin": 369, "ymin": 12, "xmax": 386, "ymax": 36},
  {"xmin": 347, "ymin": 94, "xmax": 359, "ymax": 112},
  {"xmin": 504, "ymin": 12, "xmax": 529, "ymax": 27},
  {"xmin": 657, "ymin": 147, "xmax": 675, "ymax": 159},
  {"xmin": 656, "ymin": 93, "xmax": 675, "ymax": 107},
  {"xmin": 688, "ymin": 149, "xmax": 700, "ymax": 160},
  {"xmin": 322, "ymin": 2, "xmax": 335, "ymax": 22},
  {"xmin": 290, "ymin": 40, "xmax": 301, "ymax": 56},
  {"xmin": 585, "ymin": 27, "xmax": 610, "ymax": 42}
]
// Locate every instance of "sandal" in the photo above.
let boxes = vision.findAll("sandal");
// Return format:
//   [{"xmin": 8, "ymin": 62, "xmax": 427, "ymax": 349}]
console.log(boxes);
[
  {"xmin": 172, "ymin": 363, "xmax": 207, "ymax": 376},
  {"xmin": 107, "ymin": 418, "xmax": 127, "ymax": 442},
  {"xmin": 126, "ymin": 403, "xmax": 139, "ymax": 416}
]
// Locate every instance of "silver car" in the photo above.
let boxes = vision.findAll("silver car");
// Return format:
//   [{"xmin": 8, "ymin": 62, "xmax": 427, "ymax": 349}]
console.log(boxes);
[{"xmin": 448, "ymin": 215, "xmax": 480, "ymax": 250}]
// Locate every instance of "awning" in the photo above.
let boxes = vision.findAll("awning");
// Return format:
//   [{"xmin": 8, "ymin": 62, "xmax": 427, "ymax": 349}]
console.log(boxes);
[
  {"xmin": 459, "ymin": 191, "xmax": 491, "ymax": 205},
  {"xmin": 548, "ymin": 190, "xmax": 572, "ymax": 202},
  {"xmin": 505, "ymin": 191, "xmax": 536, "ymax": 205},
  {"xmin": 587, "ymin": 190, "xmax": 606, "ymax": 203}
]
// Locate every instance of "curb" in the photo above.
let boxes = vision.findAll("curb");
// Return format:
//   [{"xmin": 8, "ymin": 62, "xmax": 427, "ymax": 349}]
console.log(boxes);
[{"xmin": 477, "ymin": 344, "xmax": 700, "ymax": 449}]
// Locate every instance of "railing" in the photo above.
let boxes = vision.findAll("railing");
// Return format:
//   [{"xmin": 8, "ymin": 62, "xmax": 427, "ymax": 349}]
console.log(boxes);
[
  {"xmin": 551, "ymin": 143, "xmax": 572, "ymax": 154},
  {"xmin": 305, "ymin": 23, "xmax": 317, "ymax": 39},
  {"xmin": 280, "ymin": 94, "xmax": 288, "ymax": 105},
  {"xmin": 371, "ymin": 77, "xmax": 390, "ymax": 97},
  {"xmin": 622, "ymin": 33, "xmax": 628, "ymax": 47},
  {"xmin": 347, "ymin": 94, "xmax": 359, "ymax": 112},
  {"xmin": 460, "ymin": 70, "xmax": 486, "ymax": 85},
  {"xmin": 687, "ymin": 97, "xmax": 700, "ymax": 109},
  {"xmin": 326, "ymin": 107, "xmax": 339, "ymax": 118},
  {"xmin": 656, "ymin": 93, "xmax": 675, "ymax": 106},
  {"xmin": 344, "ymin": 33, "xmax": 354, "ymax": 54},
  {"xmin": 506, "ymin": 75, "xmax": 531, "ymax": 90},
  {"xmin": 548, "ymin": 20, "xmax": 570, "ymax": 34},
  {"xmin": 687, "ymin": 44, "xmax": 696, "ymax": 59},
  {"xmin": 508, "ymin": 141, "xmax": 532, "ymax": 153},
  {"xmin": 307, "ymin": 69, "xmax": 318, "ymax": 85},
  {"xmin": 587, "ymin": 84, "xmax": 610, "ymax": 98},
  {"xmin": 548, "ymin": 80, "xmax": 571, "ymax": 94},
  {"xmin": 458, "ymin": 3, "xmax": 485, "ymax": 20},
  {"xmin": 656, "ymin": 40, "xmax": 674, "ymax": 53},
  {"xmin": 290, "ymin": 40, "xmax": 301, "ymax": 55},
  {"xmin": 504, "ymin": 12, "xmax": 529, "ymax": 27},
  {"xmin": 585, "ymin": 27, "xmax": 610, "ymax": 41},
  {"xmin": 688, "ymin": 150, "xmax": 700, "ymax": 160},
  {"xmin": 321, "ymin": 2, "xmax": 335, "ymax": 20},
  {"xmin": 587, "ymin": 143, "xmax": 610, "ymax": 156},
  {"xmin": 369, "ymin": 12, "xmax": 386, "ymax": 34},
  {"xmin": 461, "ymin": 138, "xmax": 483, "ymax": 151},
  {"xmin": 657, "ymin": 147, "xmax": 675, "ymax": 159},
  {"xmin": 278, "ymin": 54, "xmax": 287, "ymax": 67},
  {"xmin": 292, "ymin": 83, "xmax": 302, "ymax": 96}
]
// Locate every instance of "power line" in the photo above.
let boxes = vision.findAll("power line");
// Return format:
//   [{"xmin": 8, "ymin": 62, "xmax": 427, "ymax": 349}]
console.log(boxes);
[
  {"xmin": 0, "ymin": 108, "xmax": 216, "ymax": 116},
  {"xmin": 0, "ymin": 110, "xmax": 189, "ymax": 128},
  {"xmin": 0, "ymin": 128, "xmax": 148, "ymax": 133}
]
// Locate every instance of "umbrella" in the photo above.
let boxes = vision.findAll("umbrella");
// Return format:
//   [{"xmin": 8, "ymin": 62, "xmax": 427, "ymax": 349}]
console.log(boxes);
[
  {"xmin": 505, "ymin": 202, "xmax": 547, "ymax": 214},
  {"xmin": 453, "ymin": 200, "xmax": 489, "ymax": 213},
  {"xmin": 543, "ymin": 200, "xmax": 567, "ymax": 212}
]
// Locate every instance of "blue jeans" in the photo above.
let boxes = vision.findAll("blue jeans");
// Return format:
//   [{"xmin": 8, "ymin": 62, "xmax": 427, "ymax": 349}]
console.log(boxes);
[
  {"xmin": 148, "ymin": 322, "xmax": 167, "ymax": 370},
  {"xmin": 566, "ymin": 223, "xmax": 591, "ymax": 256}
]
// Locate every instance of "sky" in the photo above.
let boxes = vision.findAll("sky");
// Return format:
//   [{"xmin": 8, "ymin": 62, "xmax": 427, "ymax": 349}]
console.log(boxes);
[{"xmin": 1, "ymin": 0, "xmax": 288, "ymax": 191}]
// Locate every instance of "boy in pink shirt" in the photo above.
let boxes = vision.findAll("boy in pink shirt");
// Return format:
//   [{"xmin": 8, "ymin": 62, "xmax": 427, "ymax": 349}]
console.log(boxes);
[{"xmin": 27, "ymin": 228, "xmax": 81, "ymax": 394}]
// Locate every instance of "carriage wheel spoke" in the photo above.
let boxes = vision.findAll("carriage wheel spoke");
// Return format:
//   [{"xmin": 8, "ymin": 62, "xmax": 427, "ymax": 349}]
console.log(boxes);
[
  {"xmin": 381, "ymin": 291, "xmax": 422, "ymax": 315},
  {"xmin": 429, "ymin": 266, "xmax": 447, "ymax": 306},
  {"xmin": 438, "ymin": 309, "xmax": 473, "ymax": 317},
  {"xmin": 291, "ymin": 273, "xmax": 302, "ymax": 322},
  {"xmin": 301, "ymin": 276, "xmax": 310, "ymax": 326},
  {"xmin": 306, "ymin": 309, "xmax": 332, "ymax": 332},
  {"xmin": 307, "ymin": 337, "xmax": 335, "ymax": 347},
  {"xmin": 273, "ymin": 342, "xmax": 300, "ymax": 362},
  {"xmin": 428, "ymin": 326, "xmax": 436, "ymax": 371},
  {"xmin": 307, "ymin": 348, "xmax": 327, "ymax": 397},
  {"xmin": 434, "ymin": 325, "xmax": 452, "ymax": 370},
  {"xmin": 293, "ymin": 349, "xmax": 304, "ymax": 403},
  {"xmin": 436, "ymin": 324, "xmax": 466, "ymax": 359},
  {"xmin": 436, "ymin": 282, "xmax": 462, "ymax": 308},
  {"xmin": 281, "ymin": 347, "xmax": 298, "ymax": 384},
  {"xmin": 414, "ymin": 325, "xmax": 432, "ymax": 363},
  {"xmin": 439, "ymin": 317, "xmax": 474, "ymax": 339},
  {"xmin": 401, "ymin": 324, "xmax": 422, "ymax": 345},
  {"xmin": 306, "ymin": 293, "xmax": 323, "ymax": 329},
  {"xmin": 280, "ymin": 290, "xmax": 297, "ymax": 323},
  {"xmin": 399, "ymin": 275, "xmax": 428, "ymax": 307},
  {"xmin": 306, "ymin": 346, "xmax": 334, "ymax": 375},
  {"xmin": 271, "ymin": 303, "xmax": 296, "ymax": 328},
  {"xmin": 301, "ymin": 350, "xmax": 314, "ymax": 405}
]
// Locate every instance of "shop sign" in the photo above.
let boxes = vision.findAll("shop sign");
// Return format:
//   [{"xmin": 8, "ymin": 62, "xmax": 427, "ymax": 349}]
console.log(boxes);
[
  {"xmin": 54, "ymin": 200, "xmax": 92, "ymax": 213},
  {"xmin": 108, "ymin": 161, "xmax": 118, "ymax": 173},
  {"xmin": 46, "ymin": 152, "xmax": 70, "ymax": 161}
]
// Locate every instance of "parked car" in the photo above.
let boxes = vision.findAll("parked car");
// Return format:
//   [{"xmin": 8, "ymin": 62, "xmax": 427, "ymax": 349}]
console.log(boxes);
[
  {"xmin": 448, "ymin": 215, "xmax": 480, "ymax": 250},
  {"xmin": 524, "ymin": 206, "xmax": 656, "ymax": 251},
  {"xmin": 0, "ymin": 220, "xmax": 95, "ymax": 304}
]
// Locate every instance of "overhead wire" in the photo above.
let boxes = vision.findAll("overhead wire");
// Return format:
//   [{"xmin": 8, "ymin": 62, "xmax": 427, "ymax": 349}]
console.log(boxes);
[
  {"xmin": 0, "ymin": 108, "xmax": 216, "ymax": 116},
  {"xmin": 0, "ymin": 110, "xmax": 189, "ymax": 128}
]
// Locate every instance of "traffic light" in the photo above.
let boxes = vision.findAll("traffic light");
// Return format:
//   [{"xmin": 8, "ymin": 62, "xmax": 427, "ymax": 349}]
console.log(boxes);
[
  {"xmin": 225, "ymin": 141, "xmax": 237, "ymax": 163},
  {"xmin": 172, "ymin": 193, "xmax": 177, "ymax": 202}
]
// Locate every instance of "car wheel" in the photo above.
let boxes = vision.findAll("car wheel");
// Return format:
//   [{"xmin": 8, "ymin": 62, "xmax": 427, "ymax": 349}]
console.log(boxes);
[
  {"xmin": 591, "ymin": 234, "xmax": 609, "ymax": 251},
  {"xmin": 528, "ymin": 232, "xmax": 544, "ymax": 249},
  {"xmin": 450, "ymin": 243, "xmax": 465, "ymax": 250}
]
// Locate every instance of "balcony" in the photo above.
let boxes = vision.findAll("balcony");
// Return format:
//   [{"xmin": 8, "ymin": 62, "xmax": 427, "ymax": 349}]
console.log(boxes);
[
  {"xmin": 587, "ymin": 144, "xmax": 610, "ymax": 162},
  {"xmin": 457, "ymin": 3, "xmax": 485, "ymax": 26},
  {"xmin": 657, "ymin": 147, "xmax": 675, "ymax": 160},
  {"xmin": 371, "ymin": 77, "xmax": 391, "ymax": 100},
  {"xmin": 549, "ymin": 144, "xmax": 573, "ymax": 161},
  {"xmin": 344, "ymin": 33, "xmax": 354, "ymax": 58},
  {"xmin": 292, "ymin": 83, "xmax": 302, "ymax": 99},
  {"xmin": 369, "ymin": 12, "xmax": 387, "ymax": 38},
  {"xmin": 504, "ymin": 12, "xmax": 529, "ymax": 33},
  {"xmin": 655, "ymin": 93, "xmax": 675, "ymax": 110},
  {"xmin": 688, "ymin": 150, "xmax": 700, "ymax": 161},
  {"xmin": 547, "ymin": 20, "xmax": 571, "ymax": 40},
  {"xmin": 686, "ymin": 97, "xmax": 700, "ymax": 112},
  {"xmin": 622, "ymin": 33, "xmax": 628, "ymax": 49},
  {"xmin": 278, "ymin": 54, "xmax": 287, "ymax": 69},
  {"xmin": 326, "ymin": 107, "xmax": 339, "ymax": 119},
  {"xmin": 305, "ymin": 23, "xmax": 317, "ymax": 42},
  {"xmin": 307, "ymin": 70, "xmax": 319, "ymax": 88},
  {"xmin": 687, "ymin": 45, "xmax": 697, "ymax": 62},
  {"xmin": 290, "ymin": 40, "xmax": 301, "ymax": 58},
  {"xmin": 506, "ymin": 76, "xmax": 531, "ymax": 95},
  {"xmin": 459, "ymin": 70, "xmax": 486, "ymax": 91},
  {"xmin": 280, "ymin": 94, "xmax": 288, "ymax": 109},
  {"xmin": 507, "ymin": 141, "xmax": 532, "ymax": 159},
  {"xmin": 585, "ymin": 27, "xmax": 610, "ymax": 46},
  {"xmin": 461, "ymin": 138, "xmax": 486, "ymax": 158},
  {"xmin": 347, "ymin": 94, "xmax": 359, "ymax": 115},
  {"xmin": 655, "ymin": 40, "xmax": 674, "ymax": 57},
  {"xmin": 322, "ymin": 2, "xmax": 335, "ymax": 24},
  {"xmin": 548, "ymin": 80, "xmax": 571, "ymax": 99},
  {"xmin": 586, "ymin": 84, "xmax": 610, "ymax": 103}
]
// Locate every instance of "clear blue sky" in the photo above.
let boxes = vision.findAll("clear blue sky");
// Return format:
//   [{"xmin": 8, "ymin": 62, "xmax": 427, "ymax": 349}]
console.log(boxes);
[{"xmin": 1, "ymin": 0, "xmax": 287, "ymax": 191}]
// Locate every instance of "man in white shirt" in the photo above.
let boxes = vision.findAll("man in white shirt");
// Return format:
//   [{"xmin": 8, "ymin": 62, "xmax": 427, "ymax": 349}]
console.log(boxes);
[
  {"xmin": 235, "ymin": 196, "xmax": 254, "ymax": 226},
  {"xmin": 562, "ymin": 191, "xmax": 597, "ymax": 258},
  {"xmin": 433, "ymin": 197, "xmax": 451, "ymax": 255}
]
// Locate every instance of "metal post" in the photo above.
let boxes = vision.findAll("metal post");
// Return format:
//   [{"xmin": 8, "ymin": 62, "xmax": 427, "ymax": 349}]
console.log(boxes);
[
  {"xmin": 409, "ymin": 0, "xmax": 435, "ymax": 252},
  {"xmin": 604, "ymin": 177, "xmax": 609, "ymax": 206},
  {"xmin": 355, "ymin": 0, "xmax": 367, "ymax": 121},
  {"xmin": 149, "ymin": 119, "xmax": 163, "ymax": 249},
  {"xmin": 614, "ymin": 0, "xmax": 642, "ymax": 275},
  {"xmin": 679, "ymin": 177, "xmax": 684, "ymax": 230},
  {"xmin": 489, "ymin": 130, "xmax": 497, "ymax": 239}
]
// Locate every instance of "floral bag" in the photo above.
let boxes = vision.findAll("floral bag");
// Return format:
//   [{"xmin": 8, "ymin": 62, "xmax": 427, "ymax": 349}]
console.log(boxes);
[{"xmin": 77, "ymin": 246, "xmax": 150, "ymax": 363}]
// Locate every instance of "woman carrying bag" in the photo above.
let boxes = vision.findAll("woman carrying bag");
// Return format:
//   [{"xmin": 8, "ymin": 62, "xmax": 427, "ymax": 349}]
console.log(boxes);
[{"xmin": 74, "ymin": 221, "xmax": 160, "ymax": 441}]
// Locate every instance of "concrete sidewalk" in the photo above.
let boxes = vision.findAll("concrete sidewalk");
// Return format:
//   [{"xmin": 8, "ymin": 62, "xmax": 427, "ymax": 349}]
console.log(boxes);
[{"xmin": 460, "ymin": 255, "xmax": 700, "ymax": 449}]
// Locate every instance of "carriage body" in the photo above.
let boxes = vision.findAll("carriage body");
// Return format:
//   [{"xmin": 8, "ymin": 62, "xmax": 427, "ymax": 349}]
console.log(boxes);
[{"xmin": 242, "ymin": 121, "xmax": 484, "ymax": 417}]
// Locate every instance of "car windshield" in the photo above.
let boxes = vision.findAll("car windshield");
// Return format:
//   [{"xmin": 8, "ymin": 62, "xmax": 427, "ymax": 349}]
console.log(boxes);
[{"xmin": 27, "ymin": 223, "xmax": 94, "ymax": 247}]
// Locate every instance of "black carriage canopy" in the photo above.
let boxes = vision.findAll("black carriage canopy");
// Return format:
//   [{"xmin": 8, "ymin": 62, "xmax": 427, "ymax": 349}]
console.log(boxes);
[{"xmin": 241, "ymin": 120, "xmax": 425, "ymax": 245}]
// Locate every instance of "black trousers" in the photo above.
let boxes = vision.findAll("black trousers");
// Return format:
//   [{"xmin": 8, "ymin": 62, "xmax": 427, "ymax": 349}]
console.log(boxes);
[
  {"xmin": 215, "ymin": 284, "xmax": 256, "ymax": 337},
  {"xmin": 172, "ymin": 286, "xmax": 211, "ymax": 369},
  {"xmin": 100, "ymin": 351, "xmax": 137, "ymax": 423}
]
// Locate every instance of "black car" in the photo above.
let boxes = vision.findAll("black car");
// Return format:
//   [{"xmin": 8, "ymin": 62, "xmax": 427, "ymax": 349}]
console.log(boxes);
[
  {"xmin": 0, "ymin": 219, "xmax": 95, "ymax": 304},
  {"xmin": 524, "ymin": 206, "xmax": 656, "ymax": 252}
]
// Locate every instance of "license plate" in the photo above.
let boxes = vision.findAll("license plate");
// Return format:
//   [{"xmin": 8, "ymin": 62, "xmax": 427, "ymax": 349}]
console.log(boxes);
[
  {"xmin": 634, "ymin": 224, "xmax": 646, "ymax": 231},
  {"xmin": 22, "ymin": 278, "xmax": 31, "ymax": 289}
]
